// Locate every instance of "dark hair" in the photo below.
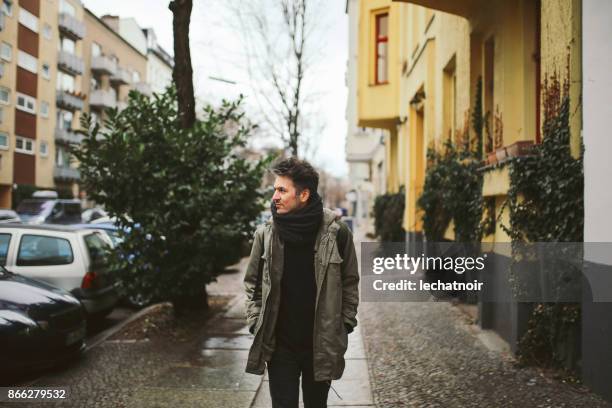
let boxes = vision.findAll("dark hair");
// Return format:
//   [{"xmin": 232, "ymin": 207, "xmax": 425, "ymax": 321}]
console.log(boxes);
[{"xmin": 272, "ymin": 157, "xmax": 319, "ymax": 196}]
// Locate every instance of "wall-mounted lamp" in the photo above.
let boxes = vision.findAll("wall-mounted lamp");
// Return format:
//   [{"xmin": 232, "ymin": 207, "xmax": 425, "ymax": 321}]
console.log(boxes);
[{"xmin": 409, "ymin": 90, "xmax": 426, "ymax": 110}]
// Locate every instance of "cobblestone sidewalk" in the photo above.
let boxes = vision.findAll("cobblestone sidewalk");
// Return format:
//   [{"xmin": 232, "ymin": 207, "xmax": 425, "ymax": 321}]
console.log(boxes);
[{"xmin": 359, "ymin": 301, "xmax": 612, "ymax": 408}]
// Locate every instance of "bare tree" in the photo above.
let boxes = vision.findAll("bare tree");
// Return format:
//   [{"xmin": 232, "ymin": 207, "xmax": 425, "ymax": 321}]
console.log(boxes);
[
  {"xmin": 225, "ymin": 0, "xmax": 326, "ymax": 158},
  {"xmin": 169, "ymin": 0, "xmax": 196, "ymax": 129}
]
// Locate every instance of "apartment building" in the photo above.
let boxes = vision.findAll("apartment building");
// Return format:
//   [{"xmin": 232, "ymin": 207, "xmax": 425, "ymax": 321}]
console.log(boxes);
[
  {"xmin": 345, "ymin": 0, "xmax": 386, "ymax": 234},
  {"xmin": 0, "ymin": 0, "xmax": 172, "ymax": 207},
  {"xmin": 354, "ymin": 0, "xmax": 612, "ymax": 399}
]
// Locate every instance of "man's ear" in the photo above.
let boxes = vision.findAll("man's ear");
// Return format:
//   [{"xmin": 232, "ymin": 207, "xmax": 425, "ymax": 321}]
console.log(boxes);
[{"xmin": 299, "ymin": 188, "xmax": 311, "ymax": 203}]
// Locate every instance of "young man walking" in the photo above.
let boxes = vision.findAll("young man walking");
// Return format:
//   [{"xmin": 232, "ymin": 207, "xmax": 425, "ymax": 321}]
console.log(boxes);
[{"xmin": 244, "ymin": 157, "xmax": 359, "ymax": 408}]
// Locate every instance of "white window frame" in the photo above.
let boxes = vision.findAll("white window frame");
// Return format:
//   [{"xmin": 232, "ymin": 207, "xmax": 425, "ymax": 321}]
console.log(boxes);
[
  {"xmin": 40, "ymin": 101, "xmax": 49, "ymax": 118},
  {"xmin": 15, "ymin": 136, "xmax": 35, "ymax": 155},
  {"xmin": 0, "ymin": 86, "xmax": 9, "ymax": 105},
  {"xmin": 42, "ymin": 62, "xmax": 50, "ymax": 79},
  {"xmin": 17, "ymin": 50, "xmax": 37, "ymax": 74},
  {"xmin": 18, "ymin": 8, "xmax": 38, "ymax": 33},
  {"xmin": 40, "ymin": 140, "xmax": 48, "ymax": 157},
  {"xmin": 16, "ymin": 92, "xmax": 36, "ymax": 114},
  {"xmin": 0, "ymin": 131, "xmax": 8, "ymax": 150},
  {"xmin": 0, "ymin": 42, "xmax": 11, "ymax": 61}
]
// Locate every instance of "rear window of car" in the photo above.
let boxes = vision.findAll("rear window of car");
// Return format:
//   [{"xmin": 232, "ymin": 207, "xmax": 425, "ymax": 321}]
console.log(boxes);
[
  {"xmin": 17, "ymin": 235, "xmax": 74, "ymax": 266},
  {"xmin": 0, "ymin": 233, "xmax": 11, "ymax": 265},
  {"xmin": 84, "ymin": 232, "xmax": 111, "ymax": 265}
]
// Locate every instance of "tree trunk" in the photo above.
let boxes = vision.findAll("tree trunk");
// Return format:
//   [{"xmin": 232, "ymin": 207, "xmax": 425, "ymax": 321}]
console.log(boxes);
[{"xmin": 169, "ymin": 0, "xmax": 196, "ymax": 129}]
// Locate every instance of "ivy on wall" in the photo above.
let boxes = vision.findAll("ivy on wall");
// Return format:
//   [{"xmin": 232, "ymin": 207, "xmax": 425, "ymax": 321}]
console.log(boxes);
[
  {"xmin": 373, "ymin": 186, "xmax": 406, "ymax": 242},
  {"xmin": 501, "ymin": 70, "xmax": 583, "ymax": 372},
  {"xmin": 418, "ymin": 141, "xmax": 483, "ymax": 242}
]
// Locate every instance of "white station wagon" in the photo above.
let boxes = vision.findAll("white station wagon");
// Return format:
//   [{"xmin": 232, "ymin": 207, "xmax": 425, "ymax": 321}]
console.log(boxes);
[{"xmin": 0, "ymin": 224, "xmax": 119, "ymax": 318}]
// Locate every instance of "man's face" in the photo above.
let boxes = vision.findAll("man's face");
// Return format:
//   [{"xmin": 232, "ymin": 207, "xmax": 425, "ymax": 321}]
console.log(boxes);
[{"xmin": 272, "ymin": 176, "xmax": 310, "ymax": 214}]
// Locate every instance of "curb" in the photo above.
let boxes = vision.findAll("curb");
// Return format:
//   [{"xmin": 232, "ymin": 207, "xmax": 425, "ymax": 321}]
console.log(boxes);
[{"xmin": 85, "ymin": 302, "xmax": 171, "ymax": 352}]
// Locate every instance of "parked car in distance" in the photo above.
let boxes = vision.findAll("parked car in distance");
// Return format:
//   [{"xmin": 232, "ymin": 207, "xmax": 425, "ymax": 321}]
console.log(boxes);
[
  {"xmin": 0, "ymin": 224, "xmax": 119, "ymax": 319},
  {"xmin": 0, "ymin": 209, "xmax": 20, "ymax": 224},
  {"xmin": 0, "ymin": 265, "xmax": 86, "ymax": 375},
  {"xmin": 16, "ymin": 191, "xmax": 81, "ymax": 225},
  {"xmin": 81, "ymin": 207, "xmax": 108, "ymax": 224}
]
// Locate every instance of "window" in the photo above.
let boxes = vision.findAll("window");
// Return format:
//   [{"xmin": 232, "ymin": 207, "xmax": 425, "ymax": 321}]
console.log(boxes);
[
  {"xmin": 43, "ymin": 23, "xmax": 52, "ymax": 40},
  {"xmin": 0, "ymin": 41, "xmax": 11, "ymax": 61},
  {"xmin": 17, "ymin": 50, "xmax": 37, "ymax": 74},
  {"xmin": 59, "ymin": 0, "xmax": 76, "ymax": 17},
  {"xmin": 15, "ymin": 136, "xmax": 35, "ymax": 154},
  {"xmin": 132, "ymin": 70, "xmax": 140, "ymax": 83},
  {"xmin": 0, "ymin": 86, "xmax": 9, "ymax": 104},
  {"xmin": 91, "ymin": 42, "xmax": 102, "ymax": 58},
  {"xmin": 0, "ymin": 233, "xmax": 11, "ymax": 265},
  {"xmin": 40, "ymin": 101, "xmax": 49, "ymax": 118},
  {"xmin": 56, "ymin": 71, "xmax": 75, "ymax": 92},
  {"xmin": 84, "ymin": 232, "xmax": 111, "ymax": 266},
  {"xmin": 90, "ymin": 76, "xmax": 100, "ymax": 92},
  {"xmin": 374, "ymin": 13, "xmax": 388, "ymax": 84},
  {"xmin": 0, "ymin": 106, "xmax": 3, "ymax": 123},
  {"xmin": 17, "ymin": 235, "xmax": 74, "ymax": 266},
  {"xmin": 57, "ymin": 109, "xmax": 73, "ymax": 130},
  {"xmin": 0, "ymin": 61, "xmax": 4, "ymax": 78},
  {"xmin": 443, "ymin": 56, "xmax": 457, "ymax": 140},
  {"xmin": 59, "ymin": 36, "xmax": 75, "ymax": 54},
  {"xmin": 40, "ymin": 140, "xmax": 48, "ymax": 156},
  {"xmin": 42, "ymin": 63, "xmax": 50, "ymax": 79},
  {"xmin": 16, "ymin": 92, "xmax": 36, "ymax": 114},
  {"xmin": 2, "ymin": 0, "xmax": 12, "ymax": 17},
  {"xmin": 0, "ymin": 131, "xmax": 8, "ymax": 150},
  {"xmin": 18, "ymin": 8, "xmax": 38, "ymax": 32},
  {"xmin": 56, "ymin": 146, "xmax": 69, "ymax": 166}
]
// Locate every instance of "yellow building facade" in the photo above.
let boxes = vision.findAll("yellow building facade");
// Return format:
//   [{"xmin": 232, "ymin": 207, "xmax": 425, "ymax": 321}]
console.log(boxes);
[{"xmin": 357, "ymin": 0, "xmax": 582, "ymax": 244}]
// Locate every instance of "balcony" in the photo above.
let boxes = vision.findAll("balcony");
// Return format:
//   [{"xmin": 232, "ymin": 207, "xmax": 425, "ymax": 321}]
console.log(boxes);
[
  {"xmin": 91, "ymin": 56, "xmax": 117, "ymax": 76},
  {"xmin": 55, "ymin": 127, "xmax": 84, "ymax": 145},
  {"xmin": 54, "ymin": 166, "xmax": 81, "ymax": 181},
  {"xmin": 110, "ymin": 67, "xmax": 132, "ymax": 85},
  {"xmin": 89, "ymin": 89, "xmax": 117, "ymax": 110},
  {"xmin": 57, "ymin": 51, "xmax": 84, "ymax": 75},
  {"xmin": 56, "ymin": 91, "xmax": 85, "ymax": 111},
  {"xmin": 58, "ymin": 13, "xmax": 85, "ymax": 40},
  {"xmin": 132, "ymin": 82, "xmax": 152, "ymax": 96}
]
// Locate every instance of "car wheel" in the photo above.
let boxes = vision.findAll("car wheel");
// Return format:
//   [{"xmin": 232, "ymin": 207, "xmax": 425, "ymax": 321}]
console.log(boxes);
[{"xmin": 127, "ymin": 292, "xmax": 153, "ymax": 309}]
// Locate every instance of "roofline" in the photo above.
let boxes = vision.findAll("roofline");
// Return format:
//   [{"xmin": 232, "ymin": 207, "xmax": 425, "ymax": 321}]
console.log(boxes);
[
  {"xmin": 84, "ymin": 8, "xmax": 148, "ymax": 59},
  {"xmin": 150, "ymin": 47, "xmax": 174, "ymax": 68},
  {"xmin": 0, "ymin": 224, "xmax": 92, "ymax": 233}
]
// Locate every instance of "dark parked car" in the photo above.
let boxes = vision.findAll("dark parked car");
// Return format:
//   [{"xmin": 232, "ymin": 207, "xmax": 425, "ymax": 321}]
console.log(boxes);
[
  {"xmin": 0, "ymin": 266, "xmax": 86, "ymax": 375},
  {"xmin": 16, "ymin": 190, "xmax": 81, "ymax": 225}
]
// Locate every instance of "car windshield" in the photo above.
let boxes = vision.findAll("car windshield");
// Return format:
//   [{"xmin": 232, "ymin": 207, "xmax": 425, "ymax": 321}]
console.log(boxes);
[{"xmin": 16, "ymin": 200, "xmax": 54, "ymax": 216}]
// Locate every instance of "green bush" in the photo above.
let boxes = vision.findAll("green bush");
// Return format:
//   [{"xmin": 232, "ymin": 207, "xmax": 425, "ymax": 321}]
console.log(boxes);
[
  {"xmin": 73, "ymin": 88, "xmax": 271, "ymax": 312},
  {"xmin": 373, "ymin": 187, "xmax": 406, "ymax": 242}
]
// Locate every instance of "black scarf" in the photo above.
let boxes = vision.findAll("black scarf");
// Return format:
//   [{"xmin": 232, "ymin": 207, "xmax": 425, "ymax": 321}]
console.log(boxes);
[{"xmin": 271, "ymin": 193, "xmax": 323, "ymax": 244}]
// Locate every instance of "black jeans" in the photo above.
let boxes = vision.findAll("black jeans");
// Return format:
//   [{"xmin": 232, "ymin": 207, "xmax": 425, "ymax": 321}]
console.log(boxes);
[{"xmin": 267, "ymin": 346, "xmax": 331, "ymax": 408}]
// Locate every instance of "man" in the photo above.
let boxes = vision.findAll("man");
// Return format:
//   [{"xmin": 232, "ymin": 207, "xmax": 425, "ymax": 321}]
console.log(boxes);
[{"xmin": 244, "ymin": 157, "xmax": 359, "ymax": 408}]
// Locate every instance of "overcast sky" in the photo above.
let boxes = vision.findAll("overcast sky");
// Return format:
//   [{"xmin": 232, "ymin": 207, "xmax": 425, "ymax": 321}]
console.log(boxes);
[{"xmin": 83, "ymin": 0, "xmax": 349, "ymax": 177}]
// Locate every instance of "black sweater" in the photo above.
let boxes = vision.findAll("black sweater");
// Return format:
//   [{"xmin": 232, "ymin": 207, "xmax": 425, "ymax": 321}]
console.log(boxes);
[{"xmin": 275, "ymin": 240, "xmax": 317, "ymax": 351}]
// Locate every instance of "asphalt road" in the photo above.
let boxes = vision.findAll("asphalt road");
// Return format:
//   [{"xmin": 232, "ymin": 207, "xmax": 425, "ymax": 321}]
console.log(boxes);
[{"xmin": 4, "ymin": 306, "xmax": 136, "ymax": 387}]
